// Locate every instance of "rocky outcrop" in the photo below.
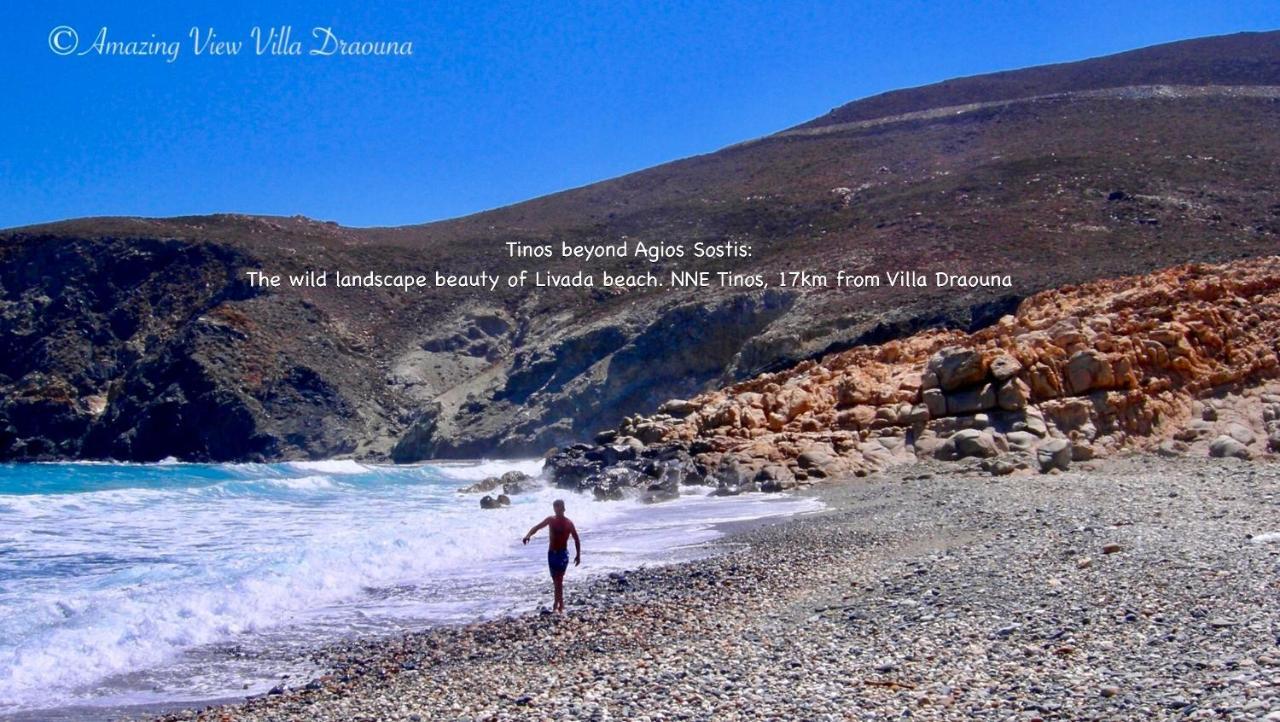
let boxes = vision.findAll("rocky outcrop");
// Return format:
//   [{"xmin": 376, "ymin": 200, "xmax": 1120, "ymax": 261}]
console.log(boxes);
[
  {"xmin": 390, "ymin": 291, "xmax": 799, "ymax": 460},
  {"xmin": 0, "ymin": 234, "xmax": 388, "ymax": 461},
  {"xmin": 544, "ymin": 258, "xmax": 1280, "ymax": 496},
  {"xmin": 458, "ymin": 470, "xmax": 537, "ymax": 495}
]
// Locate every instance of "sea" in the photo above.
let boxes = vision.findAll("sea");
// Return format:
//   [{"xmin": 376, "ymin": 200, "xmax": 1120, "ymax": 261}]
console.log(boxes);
[{"xmin": 0, "ymin": 459, "xmax": 821, "ymax": 719}]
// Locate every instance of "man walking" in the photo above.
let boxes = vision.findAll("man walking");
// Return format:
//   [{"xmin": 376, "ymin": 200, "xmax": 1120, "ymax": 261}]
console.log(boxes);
[{"xmin": 522, "ymin": 499, "xmax": 581, "ymax": 613}]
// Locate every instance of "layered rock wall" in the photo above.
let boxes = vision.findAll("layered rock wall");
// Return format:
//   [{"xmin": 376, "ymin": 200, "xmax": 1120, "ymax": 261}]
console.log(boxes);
[{"xmin": 547, "ymin": 258, "xmax": 1280, "ymax": 495}]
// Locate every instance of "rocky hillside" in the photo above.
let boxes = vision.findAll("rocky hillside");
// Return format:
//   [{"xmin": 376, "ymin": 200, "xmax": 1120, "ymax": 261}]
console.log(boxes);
[
  {"xmin": 546, "ymin": 257, "xmax": 1280, "ymax": 498},
  {"xmin": 3, "ymin": 31, "xmax": 1280, "ymax": 461}
]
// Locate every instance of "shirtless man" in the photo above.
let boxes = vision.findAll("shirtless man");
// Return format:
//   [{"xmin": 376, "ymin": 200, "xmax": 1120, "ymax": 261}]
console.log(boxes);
[{"xmin": 522, "ymin": 499, "xmax": 581, "ymax": 612}]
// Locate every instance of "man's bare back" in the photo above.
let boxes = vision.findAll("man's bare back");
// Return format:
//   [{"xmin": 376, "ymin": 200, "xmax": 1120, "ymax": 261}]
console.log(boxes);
[{"xmin": 544, "ymin": 514, "xmax": 575, "ymax": 552}]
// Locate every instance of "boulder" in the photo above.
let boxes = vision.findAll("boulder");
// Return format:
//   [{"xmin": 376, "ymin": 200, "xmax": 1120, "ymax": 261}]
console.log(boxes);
[
  {"xmin": 1209, "ymin": 435, "xmax": 1251, "ymax": 460},
  {"xmin": 713, "ymin": 458, "xmax": 756, "ymax": 486},
  {"xmin": 980, "ymin": 455, "xmax": 1029, "ymax": 476},
  {"xmin": 755, "ymin": 465, "xmax": 795, "ymax": 485},
  {"xmin": 633, "ymin": 423, "xmax": 668, "ymax": 445},
  {"xmin": 996, "ymin": 378, "xmax": 1030, "ymax": 411},
  {"xmin": 1071, "ymin": 441, "xmax": 1096, "ymax": 461},
  {"xmin": 1012, "ymin": 407, "xmax": 1049, "ymax": 437},
  {"xmin": 639, "ymin": 480, "xmax": 680, "ymax": 504},
  {"xmin": 645, "ymin": 456, "xmax": 695, "ymax": 486},
  {"xmin": 946, "ymin": 384, "xmax": 996, "ymax": 415},
  {"xmin": 912, "ymin": 430, "xmax": 945, "ymax": 458},
  {"xmin": 1066, "ymin": 350, "xmax": 1114, "ymax": 394},
  {"xmin": 499, "ymin": 471, "xmax": 535, "ymax": 495},
  {"xmin": 1174, "ymin": 420, "xmax": 1215, "ymax": 442},
  {"xmin": 797, "ymin": 445, "xmax": 836, "ymax": 470},
  {"xmin": 658, "ymin": 399, "xmax": 699, "ymax": 417},
  {"xmin": 1036, "ymin": 438, "xmax": 1072, "ymax": 472},
  {"xmin": 989, "ymin": 354, "xmax": 1023, "ymax": 381},
  {"xmin": 940, "ymin": 429, "xmax": 999, "ymax": 460},
  {"xmin": 459, "ymin": 476, "xmax": 503, "ymax": 493},
  {"xmin": 1225, "ymin": 423, "xmax": 1255, "ymax": 445},
  {"xmin": 760, "ymin": 475, "xmax": 797, "ymax": 492},
  {"xmin": 1005, "ymin": 430, "xmax": 1039, "ymax": 452},
  {"xmin": 922, "ymin": 388, "xmax": 947, "ymax": 418},
  {"xmin": 927, "ymin": 347, "xmax": 988, "ymax": 392},
  {"xmin": 1027, "ymin": 362, "xmax": 1063, "ymax": 399},
  {"xmin": 592, "ymin": 485, "xmax": 627, "ymax": 501},
  {"xmin": 543, "ymin": 448, "xmax": 602, "ymax": 490},
  {"xmin": 479, "ymin": 495, "xmax": 502, "ymax": 509}
]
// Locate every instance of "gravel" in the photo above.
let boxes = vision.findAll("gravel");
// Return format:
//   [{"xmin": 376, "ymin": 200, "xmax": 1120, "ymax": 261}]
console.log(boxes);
[{"xmin": 145, "ymin": 455, "xmax": 1280, "ymax": 721}]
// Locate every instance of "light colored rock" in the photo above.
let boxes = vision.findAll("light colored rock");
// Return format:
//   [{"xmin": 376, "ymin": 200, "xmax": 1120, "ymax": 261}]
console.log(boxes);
[
  {"xmin": 1209, "ymin": 435, "xmax": 1251, "ymax": 460},
  {"xmin": 989, "ymin": 353, "xmax": 1023, "ymax": 381},
  {"xmin": 922, "ymin": 388, "xmax": 947, "ymax": 418},
  {"xmin": 996, "ymin": 378, "xmax": 1030, "ymax": 411},
  {"xmin": 1012, "ymin": 407, "xmax": 1049, "ymax": 437},
  {"xmin": 927, "ymin": 347, "xmax": 987, "ymax": 391},
  {"xmin": 1066, "ymin": 350, "xmax": 1114, "ymax": 394},
  {"xmin": 1005, "ymin": 431, "xmax": 1039, "ymax": 452},
  {"xmin": 943, "ymin": 429, "xmax": 1000, "ymax": 459},
  {"xmin": 1226, "ymin": 422, "xmax": 1255, "ymax": 445},
  {"xmin": 1071, "ymin": 441, "xmax": 1096, "ymax": 461},
  {"xmin": 658, "ymin": 399, "xmax": 699, "ymax": 417},
  {"xmin": 1036, "ymin": 438, "xmax": 1072, "ymax": 472}
]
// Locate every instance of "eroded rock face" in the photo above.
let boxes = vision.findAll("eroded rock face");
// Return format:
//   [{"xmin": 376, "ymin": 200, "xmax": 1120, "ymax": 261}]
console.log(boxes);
[{"xmin": 545, "ymin": 258, "xmax": 1280, "ymax": 495}]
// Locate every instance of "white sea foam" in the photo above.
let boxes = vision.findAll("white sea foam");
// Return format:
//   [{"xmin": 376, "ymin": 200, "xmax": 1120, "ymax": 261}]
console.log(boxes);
[
  {"xmin": 253, "ymin": 474, "xmax": 341, "ymax": 490},
  {"xmin": 0, "ymin": 460, "xmax": 819, "ymax": 714},
  {"xmin": 432, "ymin": 458, "xmax": 547, "ymax": 482},
  {"xmin": 284, "ymin": 459, "xmax": 369, "ymax": 475}
]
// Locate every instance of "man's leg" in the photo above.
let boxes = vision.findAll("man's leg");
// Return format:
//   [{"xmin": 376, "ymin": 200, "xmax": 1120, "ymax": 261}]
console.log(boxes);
[{"xmin": 552, "ymin": 573, "xmax": 564, "ymax": 611}]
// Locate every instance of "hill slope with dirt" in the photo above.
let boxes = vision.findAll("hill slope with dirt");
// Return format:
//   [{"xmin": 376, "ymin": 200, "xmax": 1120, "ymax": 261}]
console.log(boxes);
[{"xmin": 2, "ymin": 31, "xmax": 1279, "ymax": 461}]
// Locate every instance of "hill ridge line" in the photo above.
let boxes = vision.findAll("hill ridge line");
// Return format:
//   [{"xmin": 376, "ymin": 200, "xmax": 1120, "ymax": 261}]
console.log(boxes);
[{"xmin": 722, "ymin": 84, "xmax": 1280, "ymax": 149}]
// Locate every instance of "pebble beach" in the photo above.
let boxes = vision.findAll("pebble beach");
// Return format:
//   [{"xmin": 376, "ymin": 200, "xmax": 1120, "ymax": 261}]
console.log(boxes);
[{"xmin": 148, "ymin": 455, "xmax": 1280, "ymax": 722}]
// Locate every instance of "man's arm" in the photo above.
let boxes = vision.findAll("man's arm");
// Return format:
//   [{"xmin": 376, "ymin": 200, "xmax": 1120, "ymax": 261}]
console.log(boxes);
[
  {"xmin": 571, "ymin": 524, "xmax": 581, "ymax": 566},
  {"xmin": 523, "ymin": 517, "xmax": 551, "ymax": 544}
]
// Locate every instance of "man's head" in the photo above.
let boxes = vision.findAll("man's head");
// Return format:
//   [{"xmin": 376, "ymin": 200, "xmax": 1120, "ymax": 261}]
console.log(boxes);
[{"xmin": 553, "ymin": 499, "xmax": 566, "ymax": 516}]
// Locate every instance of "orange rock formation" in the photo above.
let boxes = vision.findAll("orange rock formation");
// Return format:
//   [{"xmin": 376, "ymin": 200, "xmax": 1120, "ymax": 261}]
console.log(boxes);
[{"xmin": 614, "ymin": 257, "xmax": 1280, "ymax": 488}]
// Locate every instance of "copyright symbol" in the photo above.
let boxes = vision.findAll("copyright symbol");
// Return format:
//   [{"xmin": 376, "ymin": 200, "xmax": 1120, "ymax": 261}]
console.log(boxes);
[{"xmin": 49, "ymin": 26, "xmax": 78, "ymax": 55}]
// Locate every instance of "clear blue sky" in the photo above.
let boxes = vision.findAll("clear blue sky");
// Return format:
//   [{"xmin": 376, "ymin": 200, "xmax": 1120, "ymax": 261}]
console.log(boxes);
[{"xmin": 2, "ymin": 1, "xmax": 1277, "ymax": 229}]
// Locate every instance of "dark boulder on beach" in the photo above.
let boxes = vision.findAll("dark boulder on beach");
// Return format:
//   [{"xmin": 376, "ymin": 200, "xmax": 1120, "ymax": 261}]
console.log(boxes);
[
  {"xmin": 544, "ymin": 442, "xmax": 702, "ymax": 501},
  {"xmin": 459, "ymin": 476, "xmax": 503, "ymax": 493},
  {"xmin": 459, "ymin": 470, "xmax": 536, "ymax": 495}
]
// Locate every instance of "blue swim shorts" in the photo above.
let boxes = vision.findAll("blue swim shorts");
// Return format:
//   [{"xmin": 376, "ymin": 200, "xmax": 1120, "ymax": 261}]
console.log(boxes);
[{"xmin": 548, "ymin": 549, "xmax": 570, "ymax": 577}]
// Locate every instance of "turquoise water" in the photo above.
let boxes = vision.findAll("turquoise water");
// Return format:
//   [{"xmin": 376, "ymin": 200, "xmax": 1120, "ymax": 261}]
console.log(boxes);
[{"xmin": 0, "ymin": 459, "xmax": 820, "ymax": 717}]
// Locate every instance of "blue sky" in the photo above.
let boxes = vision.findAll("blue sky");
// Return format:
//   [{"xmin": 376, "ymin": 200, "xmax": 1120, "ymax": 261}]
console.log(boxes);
[{"xmin": 2, "ymin": 1, "xmax": 1277, "ymax": 229}]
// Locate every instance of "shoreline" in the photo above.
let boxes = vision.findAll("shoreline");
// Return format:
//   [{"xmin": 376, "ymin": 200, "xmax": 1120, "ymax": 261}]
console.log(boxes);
[
  {"xmin": 126, "ymin": 454, "xmax": 1277, "ymax": 722},
  {"xmin": 2, "ymin": 483, "xmax": 818, "ymax": 722}
]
